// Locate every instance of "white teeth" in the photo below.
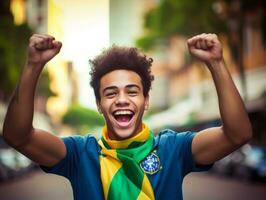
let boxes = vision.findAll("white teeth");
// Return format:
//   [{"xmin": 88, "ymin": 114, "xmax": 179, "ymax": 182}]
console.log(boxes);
[{"xmin": 114, "ymin": 110, "xmax": 133, "ymax": 116}]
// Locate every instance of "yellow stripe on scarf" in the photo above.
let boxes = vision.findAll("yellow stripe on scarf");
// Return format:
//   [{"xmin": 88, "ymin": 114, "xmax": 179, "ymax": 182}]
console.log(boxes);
[{"xmin": 137, "ymin": 175, "xmax": 155, "ymax": 200}]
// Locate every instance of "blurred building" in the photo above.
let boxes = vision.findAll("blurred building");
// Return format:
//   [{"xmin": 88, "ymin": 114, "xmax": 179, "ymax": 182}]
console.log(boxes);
[
  {"xmin": 143, "ymin": 1, "xmax": 266, "ymax": 145},
  {"xmin": 11, "ymin": 0, "xmax": 48, "ymax": 33},
  {"xmin": 109, "ymin": 0, "xmax": 155, "ymax": 46},
  {"xmin": 26, "ymin": 0, "xmax": 48, "ymax": 33}
]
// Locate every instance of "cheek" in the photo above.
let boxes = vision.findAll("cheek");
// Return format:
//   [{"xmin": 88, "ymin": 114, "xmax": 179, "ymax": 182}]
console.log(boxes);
[
  {"xmin": 101, "ymin": 109, "xmax": 112, "ymax": 124},
  {"xmin": 100, "ymin": 100, "xmax": 113, "ymax": 115},
  {"xmin": 135, "ymin": 97, "xmax": 146, "ymax": 107},
  {"xmin": 134, "ymin": 101, "xmax": 146, "ymax": 114}
]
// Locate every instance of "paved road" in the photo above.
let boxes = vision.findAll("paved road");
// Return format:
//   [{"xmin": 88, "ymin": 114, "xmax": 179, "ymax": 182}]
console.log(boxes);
[
  {"xmin": 0, "ymin": 170, "xmax": 73, "ymax": 200},
  {"xmin": 0, "ymin": 170, "xmax": 265, "ymax": 200},
  {"xmin": 183, "ymin": 173, "xmax": 266, "ymax": 200}
]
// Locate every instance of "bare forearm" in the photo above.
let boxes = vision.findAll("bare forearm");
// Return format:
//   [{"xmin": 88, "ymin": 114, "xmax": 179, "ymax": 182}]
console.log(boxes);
[
  {"xmin": 3, "ymin": 63, "xmax": 43, "ymax": 147},
  {"xmin": 208, "ymin": 60, "xmax": 252, "ymax": 144}
]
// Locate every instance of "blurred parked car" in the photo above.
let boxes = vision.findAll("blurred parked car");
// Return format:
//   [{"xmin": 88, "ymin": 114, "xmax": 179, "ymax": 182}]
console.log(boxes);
[
  {"xmin": 234, "ymin": 144, "xmax": 266, "ymax": 181},
  {"xmin": 211, "ymin": 144, "xmax": 266, "ymax": 181},
  {"xmin": 0, "ymin": 137, "xmax": 37, "ymax": 182}
]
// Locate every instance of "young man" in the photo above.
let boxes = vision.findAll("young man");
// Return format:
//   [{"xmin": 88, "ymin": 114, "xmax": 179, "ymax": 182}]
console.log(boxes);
[{"xmin": 3, "ymin": 33, "xmax": 252, "ymax": 200}]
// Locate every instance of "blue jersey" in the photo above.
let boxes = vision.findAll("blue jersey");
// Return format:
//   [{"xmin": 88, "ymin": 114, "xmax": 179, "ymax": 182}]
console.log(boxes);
[{"xmin": 41, "ymin": 129, "xmax": 212, "ymax": 200}]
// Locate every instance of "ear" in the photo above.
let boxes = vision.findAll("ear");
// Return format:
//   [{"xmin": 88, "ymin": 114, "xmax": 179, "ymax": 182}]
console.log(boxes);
[
  {"xmin": 96, "ymin": 101, "xmax": 102, "ymax": 114},
  {"xmin": 144, "ymin": 95, "xmax": 149, "ymax": 111}
]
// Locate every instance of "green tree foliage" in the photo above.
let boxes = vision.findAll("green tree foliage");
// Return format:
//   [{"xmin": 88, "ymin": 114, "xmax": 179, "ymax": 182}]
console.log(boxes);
[
  {"xmin": 136, "ymin": 0, "xmax": 227, "ymax": 51},
  {"xmin": 62, "ymin": 104, "xmax": 105, "ymax": 134},
  {"xmin": 0, "ymin": 0, "xmax": 32, "ymax": 99}
]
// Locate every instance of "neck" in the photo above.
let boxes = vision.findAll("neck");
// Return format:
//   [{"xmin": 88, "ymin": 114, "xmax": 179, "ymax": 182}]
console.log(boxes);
[{"xmin": 107, "ymin": 124, "xmax": 143, "ymax": 141}]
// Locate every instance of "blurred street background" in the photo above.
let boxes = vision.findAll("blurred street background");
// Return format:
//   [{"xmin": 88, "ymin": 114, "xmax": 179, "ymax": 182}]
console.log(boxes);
[{"xmin": 0, "ymin": 0, "xmax": 266, "ymax": 199}]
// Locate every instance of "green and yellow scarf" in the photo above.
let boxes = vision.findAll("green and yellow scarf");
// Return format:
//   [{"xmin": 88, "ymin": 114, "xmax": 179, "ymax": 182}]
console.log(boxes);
[{"xmin": 98, "ymin": 123, "xmax": 155, "ymax": 200}]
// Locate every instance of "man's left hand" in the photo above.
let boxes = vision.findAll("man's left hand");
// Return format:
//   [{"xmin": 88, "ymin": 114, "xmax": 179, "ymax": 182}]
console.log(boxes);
[{"xmin": 187, "ymin": 33, "xmax": 223, "ymax": 66}]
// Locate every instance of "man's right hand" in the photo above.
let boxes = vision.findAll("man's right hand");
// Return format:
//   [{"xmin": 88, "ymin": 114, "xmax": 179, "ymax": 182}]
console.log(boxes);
[{"xmin": 27, "ymin": 34, "xmax": 62, "ymax": 67}]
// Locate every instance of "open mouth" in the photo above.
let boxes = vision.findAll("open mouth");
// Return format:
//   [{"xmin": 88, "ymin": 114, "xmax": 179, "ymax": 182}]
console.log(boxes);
[{"xmin": 112, "ymin": 110, "xmax": 134, "ymax": 127}]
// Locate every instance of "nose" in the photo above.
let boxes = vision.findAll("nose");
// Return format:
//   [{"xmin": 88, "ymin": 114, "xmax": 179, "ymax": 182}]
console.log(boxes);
[{"xmin": 115, "ymin": 92, "xmax": 130, "ymax": 106}]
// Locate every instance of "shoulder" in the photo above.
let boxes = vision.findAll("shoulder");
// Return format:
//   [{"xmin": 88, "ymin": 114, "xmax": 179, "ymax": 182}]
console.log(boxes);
[
  {"xmin": 62, "ymin": 134, "xmax": 100, "ymax": 154},
  {"xmin": 62, "ymin": 134, "xmax": 97, "ymax": 145},
  {"xmin": 155, "ymin": 129, "xmax": 196, "ymax": 146},
  {"xmin": 153, "ymin": 129, "xmax": 196, "ymax": 154}
]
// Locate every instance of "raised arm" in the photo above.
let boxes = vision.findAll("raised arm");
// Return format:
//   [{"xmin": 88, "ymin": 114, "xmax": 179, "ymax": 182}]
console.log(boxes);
[
  {"xmin": 187, "ymin": 33, "xmax": 252, "ymax": 165},
  {"xmin": 3, "ymin": 34, "xmax": 66, "ymax": 167}
]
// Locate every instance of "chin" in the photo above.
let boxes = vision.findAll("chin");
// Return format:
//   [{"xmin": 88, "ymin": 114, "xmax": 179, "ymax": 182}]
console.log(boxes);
[{"xmin": 112, "ymin": 128, "xmax": 136, "ymax": 140}]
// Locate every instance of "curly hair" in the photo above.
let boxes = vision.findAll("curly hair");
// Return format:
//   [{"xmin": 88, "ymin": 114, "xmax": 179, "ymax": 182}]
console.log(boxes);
[{"xmin": 89, "ymin": 45, "xmax": 154, "ymax": 101}]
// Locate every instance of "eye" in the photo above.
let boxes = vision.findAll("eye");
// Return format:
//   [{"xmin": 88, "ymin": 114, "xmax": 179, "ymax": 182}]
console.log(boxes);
[
  {"xmin": 128, "ymin": 90, "xmax": 138, "ymax": 96},
  {"xmin": 105, "ymin": 92, "xmax": 116, "ymax": 98}
]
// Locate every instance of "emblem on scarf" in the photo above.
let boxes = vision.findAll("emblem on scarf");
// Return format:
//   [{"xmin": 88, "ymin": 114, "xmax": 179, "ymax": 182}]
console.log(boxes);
[{"xmin": 140, "ymin": 150, "xmax": 161, "ymax": 174}]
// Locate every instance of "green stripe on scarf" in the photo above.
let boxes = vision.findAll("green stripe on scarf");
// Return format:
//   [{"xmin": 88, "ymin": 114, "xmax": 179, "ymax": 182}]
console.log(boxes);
[{"xmin": 99, "ymin": 124, "xmax": 155, "ymax": 200}]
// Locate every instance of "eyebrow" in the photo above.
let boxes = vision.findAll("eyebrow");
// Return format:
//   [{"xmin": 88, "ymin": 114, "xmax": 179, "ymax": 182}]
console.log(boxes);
[
  {"xmin": 102, "ymin": 84, "xmax": 141, "ymax": 93},
  {"xmin": 126, "ymin": 84, "xmax": 141, "ymax": 90},
  {"xmin": 102, "ymin": 86, "xmax": 117, "ymax": 94}
]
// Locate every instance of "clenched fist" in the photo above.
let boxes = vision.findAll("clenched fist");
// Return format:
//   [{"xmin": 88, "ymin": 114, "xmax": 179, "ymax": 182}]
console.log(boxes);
[
  {"xmin": 187, "ymin": 33, "xmax": 223, "ymax": 66},
  {"xmin": 27, "ymin": 34, "xmax": 62, "ymax": 67}
]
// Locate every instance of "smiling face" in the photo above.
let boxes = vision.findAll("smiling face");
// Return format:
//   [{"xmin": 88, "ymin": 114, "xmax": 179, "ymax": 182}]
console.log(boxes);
[{"xmin": 97, "ymin": 70, "xmax": 149, "ymax": 140}]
